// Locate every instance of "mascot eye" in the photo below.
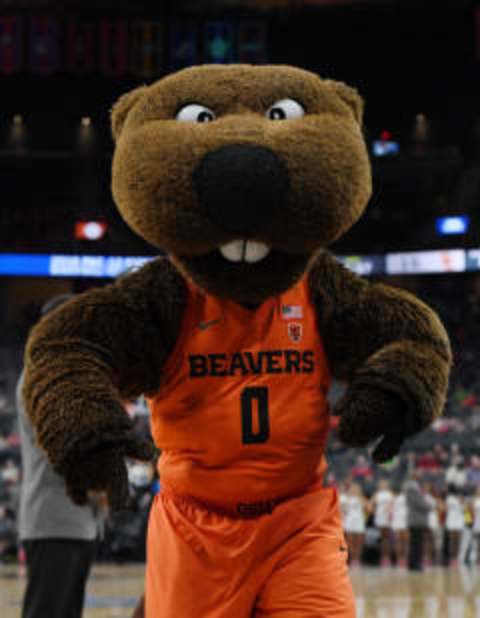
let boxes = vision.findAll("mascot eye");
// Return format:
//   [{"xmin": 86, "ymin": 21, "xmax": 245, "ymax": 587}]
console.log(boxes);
[
  {"xmin": 176, "ymin": 104, "xmax": 216, "ymax": 123},
  {"xmin": 266, "ymin": 99, "xmax": 305, "ymax": 121}
]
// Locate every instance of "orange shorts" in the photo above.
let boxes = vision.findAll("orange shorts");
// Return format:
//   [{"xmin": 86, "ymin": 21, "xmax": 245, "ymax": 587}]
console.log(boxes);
[{"xmin": 145, "ymin": 486, "xmax": 355, "ymax": 618}]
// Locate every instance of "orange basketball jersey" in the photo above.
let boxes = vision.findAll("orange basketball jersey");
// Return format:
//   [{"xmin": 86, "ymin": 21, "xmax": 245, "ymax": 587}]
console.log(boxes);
[{"xmin": 149, "ymin": 275, "xmax": 332, "ymax": 513}]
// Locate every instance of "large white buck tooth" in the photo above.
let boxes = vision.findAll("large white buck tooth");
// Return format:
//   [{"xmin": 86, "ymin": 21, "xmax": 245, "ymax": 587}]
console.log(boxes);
[
  {"xmin": 219, "ymin": 240, "xmax": 271, "ymax": 264},
  {"xmin": 244, "ymin": 241, "xmax": 270, "ymax": 263},
  {"xmin": 219, "ymin": 240, "xmax": 244, "ymax": 262}
]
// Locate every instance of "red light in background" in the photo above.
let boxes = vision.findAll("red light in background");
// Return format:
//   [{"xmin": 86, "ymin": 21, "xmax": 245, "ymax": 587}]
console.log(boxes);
[
  {"xmin": 75, "ymin": 221, "xmax": 107, "ymax": 241},
  {"xmin": 380, "ymin": 130, "xmax": 392, "ymax": 141}
]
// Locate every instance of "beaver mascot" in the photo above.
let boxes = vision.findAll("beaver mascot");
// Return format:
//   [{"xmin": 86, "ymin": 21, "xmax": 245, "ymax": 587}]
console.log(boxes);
[{"xmin": 23, "ymin": 65, "xmax": 451, "ymax": 617}]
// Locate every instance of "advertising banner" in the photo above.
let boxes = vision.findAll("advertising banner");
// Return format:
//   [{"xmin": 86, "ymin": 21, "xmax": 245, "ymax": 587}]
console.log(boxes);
[{"xmin": 386, "ymin": 250, "xmax": 466, "ymax": 275}]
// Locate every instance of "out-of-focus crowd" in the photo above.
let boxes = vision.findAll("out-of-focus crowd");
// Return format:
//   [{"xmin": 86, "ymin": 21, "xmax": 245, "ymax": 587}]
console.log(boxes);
[{"xmin": 334, "ymin": 453, "xmax": 480, "ymax": 571}]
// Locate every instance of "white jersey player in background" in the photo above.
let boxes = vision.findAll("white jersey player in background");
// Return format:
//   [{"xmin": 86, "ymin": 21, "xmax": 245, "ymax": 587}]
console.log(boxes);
[
  {"xmin": 391, "ymin": 487, "xmax": 408, "ymax": 568},
  {"xmin": 471, "ymin": 486, "xmax": 480, "ymax": 566},
  {"xmin": 372, "ymin": 479, "xmax": 394, "ymax": 567},
  {"xmin": 445, "ymin": 486, "xmax": 464, "ymax": 567},
  {"xmin": 344, "ymin": 483, "xmax": 369, "ymax": 568},
  {"xmin": 424, "ymin": 483, "xmax": 441, "ymax": 567}
]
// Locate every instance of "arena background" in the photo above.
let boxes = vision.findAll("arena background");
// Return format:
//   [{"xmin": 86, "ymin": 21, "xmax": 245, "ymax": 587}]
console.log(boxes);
[{"xmin": 0, "ymin": 0, "xmax": 480, "ymax": 616}]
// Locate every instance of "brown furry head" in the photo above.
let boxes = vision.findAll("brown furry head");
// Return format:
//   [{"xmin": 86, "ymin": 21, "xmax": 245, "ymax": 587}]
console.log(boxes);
[{"xmin": 111, "ymin": 64, "xmax": 371, "ymax": 303}]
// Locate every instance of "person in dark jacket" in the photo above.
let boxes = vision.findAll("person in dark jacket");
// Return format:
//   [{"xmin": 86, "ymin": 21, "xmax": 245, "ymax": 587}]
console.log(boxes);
[{"xmin": 405, "ymin": 472, "xmax": 431, "ymax": 571}]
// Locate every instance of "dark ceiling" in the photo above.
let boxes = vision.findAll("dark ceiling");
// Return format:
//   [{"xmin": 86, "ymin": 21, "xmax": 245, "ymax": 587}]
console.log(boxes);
[
  {"xmin": 0, "ymin": 0, "xmax": 478, "ymax": 255},
  {"xmin": 0, "ymin": 0, "xmax": 474, "ymax": 12}
]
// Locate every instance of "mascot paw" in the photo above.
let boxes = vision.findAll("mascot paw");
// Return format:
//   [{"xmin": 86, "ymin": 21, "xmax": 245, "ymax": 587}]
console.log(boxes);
[
  {"xmin": 335, "ymin": 385, "xmax": 418, "ymax": 464},
  {"xmin": 64, "ymin": 437, "xmax": 155, "ymax": 511}
]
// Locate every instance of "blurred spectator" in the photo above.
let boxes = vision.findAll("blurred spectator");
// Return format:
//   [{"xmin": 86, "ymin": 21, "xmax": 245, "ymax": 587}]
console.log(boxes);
[
  {"xmin": 459, "ymin": 491, "xmax": 474, "ymax": 566},
  {"xmin": 344, "ymin": 483, "xmax": 369, "ymax": 568},
  {"xmin": 405, "ymin": 473, "xmax": 431, "ymax": 571},
  {"xmin": 424, "ymin": 484, "xmax": 441, "ymax": 566},
  {"xmin": 467, "ymin": 456, "xmax": 480, "ymax": 489},
  {"xmin": 128, "ymin": 462, "xmax": 153, "ymax": 490},
  {"xmin": 446, "ymin": 457, "xmax": 467, "ymax": 490},
  {"xmin": 372, "ymin": 480, "xmax": 394, "ymax": 567},
  {"xmin": 2, "ymin": 459, "xmax": 20, "ymax": 485},
  {"xmin": 391, "ymin": 487, "xmax": 408, "ymax": 568},
  {"xmin": 472, "ymin": 487, "xmax": 480, "ymax": 565},
  {"xmin": 433, "ymin": 445, "xmax": 449, "ymax": 467},
  {"xmin": 0, "ymin": 504, "xmax": 15, "ymax": 560},
  {"xmin": 416, "ymin": 450, "xmax": 441, "ymax": 474},
  {"xmin": 450, "ymin": 444, "xmax": 461, "ymax": 459},
  {"xmin": 351, "ymin": 455, "xmax": 373, "ymax": 483},
  {"xmin": 0, "ymin": 433, "xmax": 9, "ymax": 452},
  {"xmin": 445, "ymin": 486, "xmax": 464, "ymax": 567}
]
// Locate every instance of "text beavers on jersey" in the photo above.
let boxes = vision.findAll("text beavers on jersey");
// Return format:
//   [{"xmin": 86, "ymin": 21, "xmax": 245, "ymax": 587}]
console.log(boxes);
[{"xmin": 188, "ymin": 349, "xmax": 315, "ymax": 378}]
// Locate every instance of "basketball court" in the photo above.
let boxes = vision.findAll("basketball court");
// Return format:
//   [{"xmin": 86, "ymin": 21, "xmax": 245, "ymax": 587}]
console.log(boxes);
[{"xmin": 1, "ymin": 564, "xmax": 480, "ymax": 617}]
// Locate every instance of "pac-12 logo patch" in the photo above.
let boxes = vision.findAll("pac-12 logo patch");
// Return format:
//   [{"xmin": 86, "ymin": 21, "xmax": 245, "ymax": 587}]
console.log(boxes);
[{"xmin": 287, "ymin": 322, "xmax": 303, "ymax": 343}]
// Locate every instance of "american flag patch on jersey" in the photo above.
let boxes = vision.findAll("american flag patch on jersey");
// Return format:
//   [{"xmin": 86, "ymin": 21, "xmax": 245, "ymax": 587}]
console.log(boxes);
[{"xmin": 281, "ymin": 305, "xmax": 303, "ymax": 319}]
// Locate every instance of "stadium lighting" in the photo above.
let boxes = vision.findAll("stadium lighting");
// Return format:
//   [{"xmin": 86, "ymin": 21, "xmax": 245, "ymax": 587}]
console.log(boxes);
[
  {"xmin": 372, "ymin": 130, "xmax": 400, "ymax": 157},
  {"xmin": 75, "ymin": 221, "xmax": 107, "ymax": 241},
  {"xmin": 414, "ymin": 113, "xmax": 430, "ymax": 142},
  {"xmin": 77, "ymin": 117, "xmax": 96, "ymax": 152},
  {"xmin": 436, "ymin": 216, "xmax": 469, "ymax": 236}
]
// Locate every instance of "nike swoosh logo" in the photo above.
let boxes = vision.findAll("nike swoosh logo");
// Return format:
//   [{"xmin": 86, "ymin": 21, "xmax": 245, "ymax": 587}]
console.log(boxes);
[{"xmin": 198, "ymin": 318, "xmax": 222, "ymax": 331}]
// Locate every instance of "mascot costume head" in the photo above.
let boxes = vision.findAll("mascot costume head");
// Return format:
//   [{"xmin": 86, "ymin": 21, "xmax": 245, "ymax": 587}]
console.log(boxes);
[
  {"xmin": 24, "ymin": 65, "xmax": 451, "ymax": 618},
  {"xmin": 111, "ymin": 64, "xmax": 371, "ymax": 303}
]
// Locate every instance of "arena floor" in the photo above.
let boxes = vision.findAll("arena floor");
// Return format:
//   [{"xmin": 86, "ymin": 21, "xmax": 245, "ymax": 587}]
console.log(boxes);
[{"xmin": 1, "ymin": 563, "xmax": 480, "ymax": 617}]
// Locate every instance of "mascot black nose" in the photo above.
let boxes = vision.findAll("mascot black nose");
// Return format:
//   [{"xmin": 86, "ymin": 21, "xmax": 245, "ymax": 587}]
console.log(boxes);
[{"xmin": 193, "ymin": 144, "xmax": 289, "ymax": 236}]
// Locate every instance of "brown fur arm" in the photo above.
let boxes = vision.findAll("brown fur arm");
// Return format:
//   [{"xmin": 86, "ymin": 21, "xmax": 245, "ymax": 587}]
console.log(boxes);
[
  {"xmin": 309, "ymin": 251, "xmax": 451, "ymax": 461},
  {"xmin": 23, "ymin": 258, "xmax": 185, "ymax": 478}
]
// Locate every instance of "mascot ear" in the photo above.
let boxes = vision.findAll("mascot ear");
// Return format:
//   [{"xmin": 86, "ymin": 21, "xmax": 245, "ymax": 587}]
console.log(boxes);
[
  {"xmin": 111, "ymin": 86, "xmax": 148, "ymax": 142},
  {"xmin": 324, "ymin": 80, "xmax": 364, "ymax": 125}
]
